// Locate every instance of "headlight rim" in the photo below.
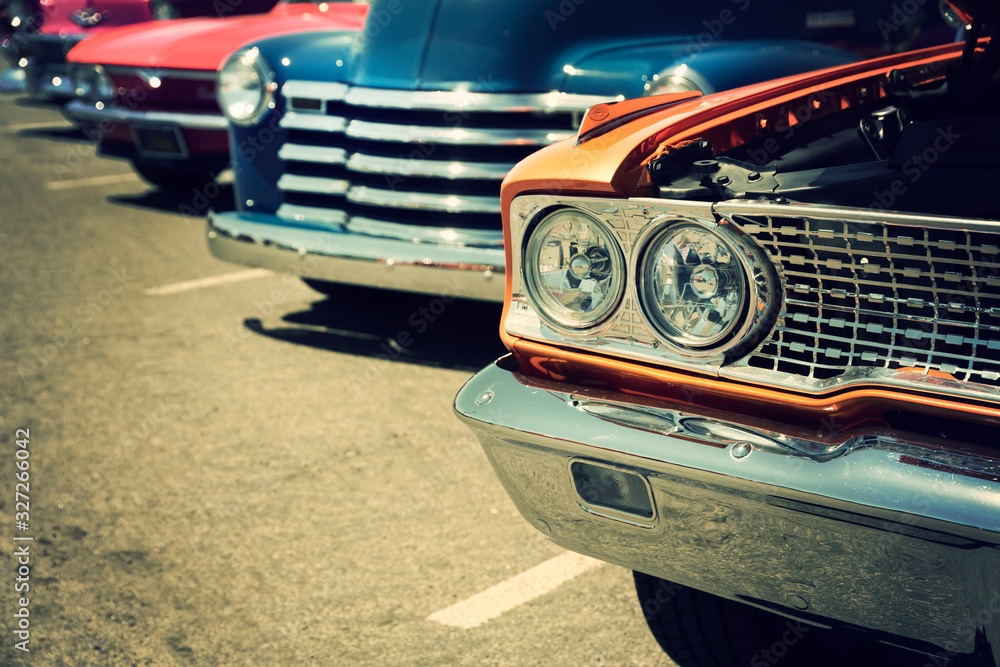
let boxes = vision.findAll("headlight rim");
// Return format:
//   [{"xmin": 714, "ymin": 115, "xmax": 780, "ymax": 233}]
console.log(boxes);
[
  {"xmin": 70, "ymin": 63, "xmax": 115, "ymax": 103},
  {"xmin": 522, "ymin": 205, "xmax": 627, "ymax": 333},
  {"xmin": 634, "ymin": 217, "xmax": 763, "ymax": 357},
  {"xmin": 217, "ymin": 47, "xmax": 275, "ymax": 127}
]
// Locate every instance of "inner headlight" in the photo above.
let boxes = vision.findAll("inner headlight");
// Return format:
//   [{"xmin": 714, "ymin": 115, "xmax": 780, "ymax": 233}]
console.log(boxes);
[
  {"xmin": 150, "ymin": 0, "xmax": 180, "ymax": 20},
  {"xmin": 71, "ymin": 64, "xmax": 115, "ymax": 102},
  {"xmin": 217, "ymin": 48, "xmax": 273, "ymax": 126},
  {"xmin": 639, "ymin": 224, "xmax": 747, "ymax": 348},
  {"xmin": 523, "ymin": 208, "xmax": 624, "ymax": 329}
]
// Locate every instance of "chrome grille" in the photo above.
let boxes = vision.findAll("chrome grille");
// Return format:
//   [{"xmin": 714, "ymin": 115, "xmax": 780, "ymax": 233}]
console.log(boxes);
[
  {"xmin": 275, "ymin": 82, "xmax": 615, "ymax": 248},
  {"xmin": 717, "ymin": 202, "xmax": 1000, "ymax": 388}
]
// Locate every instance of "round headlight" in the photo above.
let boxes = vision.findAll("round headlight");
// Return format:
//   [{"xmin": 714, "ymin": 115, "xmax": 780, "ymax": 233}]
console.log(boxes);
[
  {"xmin": 639, "ymin": 224, "xmax": 747, "ymax": 348},
  {"xmin": 524, "ymin": 208, "xmax": 625, "ymax": 329},
  {"xmin": 643, "ymin": 65, "xmax": 713, "ymax": 97},
  {"xmin": 71, "ymin": 64, "xmax": 115, "ymax": 102},
  {"xmin": 70, "ymin": 65, "xmax": 93, "ymax": 99},
  {"xmin": 217, "ymin": 48, "xmax": 273, "ymax": 126},
  {"xmin": 150, "ymin": 0, "xmax": 180, "ymax": 20}
]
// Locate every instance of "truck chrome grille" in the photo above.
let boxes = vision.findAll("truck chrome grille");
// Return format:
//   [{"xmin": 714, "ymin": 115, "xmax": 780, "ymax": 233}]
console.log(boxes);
[
  {"xmin": 718, "ymin": 203, "xmax": 1000, "ymax": 388},
  {"xmin": 275, "ymin": 82, "xmax": 614, "ymax": 248}
]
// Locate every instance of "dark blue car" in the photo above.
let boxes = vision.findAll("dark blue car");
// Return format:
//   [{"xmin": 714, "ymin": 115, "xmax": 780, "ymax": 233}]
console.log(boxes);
[{"xmin": 207, "ymin": 0, "xmax": 944, "ymax": 301}]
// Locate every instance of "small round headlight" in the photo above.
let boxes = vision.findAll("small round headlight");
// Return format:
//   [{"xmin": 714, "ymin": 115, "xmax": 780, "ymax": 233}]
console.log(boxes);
[
  {"xmin": 639, "ymin": 224, "xmax": 747, "ymax": 348},
  {"xmin": 524, "ymin": 208, "xmax": 625, "ymax": 329},
  {"xmin": 217, "ymin": 47, "xmax": 273, "ymax": 126},
  {"xmin": 150, "ymin": 0, "xmax": 180, "ymax": 20},
  {"xmin": 70, "ymin": 65, "xmax": 93, "ymax": 99},
  {"xmin": 71, "ymin": 64, "xmax": 115, "ymax": 102}
]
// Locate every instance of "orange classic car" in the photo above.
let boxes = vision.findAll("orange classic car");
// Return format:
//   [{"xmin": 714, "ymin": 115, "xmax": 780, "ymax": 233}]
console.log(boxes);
[{"xmin": 456, "ymin": 2, "xmax": 1000, "ymax": 665}]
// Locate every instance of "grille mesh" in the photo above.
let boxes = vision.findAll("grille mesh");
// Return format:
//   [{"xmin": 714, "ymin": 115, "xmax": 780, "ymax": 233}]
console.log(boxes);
[{"xmin": 727, "ymin": 211, "xmax": 1000, "ymax": 386}]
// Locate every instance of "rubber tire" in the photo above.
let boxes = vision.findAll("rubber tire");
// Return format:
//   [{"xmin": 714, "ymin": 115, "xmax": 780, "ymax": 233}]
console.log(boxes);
[
  {"xmin": 634, "ymin": 572, "xmax": 816, "ymax": 667},
  {"xmin": 131, "ymin": 161, "xmax": 217, "ymax": 192}
]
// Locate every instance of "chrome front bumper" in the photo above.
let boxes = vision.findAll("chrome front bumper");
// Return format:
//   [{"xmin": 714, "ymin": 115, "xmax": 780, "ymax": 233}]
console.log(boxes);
[
  {"xmin": 207, "ymin": 211, "xmax": 504, "ymax": 301},
  {"xmin": 456, "ymin": 358, "xmax": 1000, "ymax": 661},
  {"xmin": 62, "ymin": 99, "xmax": 228, "ymax": 130}
]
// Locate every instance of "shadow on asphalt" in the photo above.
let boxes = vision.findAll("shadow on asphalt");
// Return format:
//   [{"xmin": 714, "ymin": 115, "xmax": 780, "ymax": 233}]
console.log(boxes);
[
  {"xmin": 18, "ymin": 126, "xmax": 88, "ymax": 142},
  {"xmin": 244, "ymin": 286, "xmax": 506, "ymax": 373},
  {"xmin": 107, "ymin": 183, "xmax": 236, "ymax": 217}
]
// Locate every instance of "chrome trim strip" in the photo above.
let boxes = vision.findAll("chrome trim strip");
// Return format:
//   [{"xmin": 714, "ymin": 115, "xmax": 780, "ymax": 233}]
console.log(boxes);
[
  {"xmin": 456, "ymin": 359, "xmax": 1000, "ymax": 655},
  {"xmin": 281, "ymin": 80, "xmax": 348, "ymax": 102},
  {"xmin": 280, "ymin": 81, "xmax": 614, "ymax": 112},
  {"xmin": 276, "ymin": 204, "xmax": 347, "ymax": 227},
  {"xmin": 62, "ymin": 99, "xmax": 227, "ymax": 129},
  {"xmin": 345, "ymin": 153, "xmax": 513, "ymax": 180},
  {"xmin": 346, "ymin": 186, "xmax": 500, "ymax": 214},
  {"xmin": 276, "ymin": 174, "xmax": 350, "ymax": 195},
  {"xmin": 207, "ymin": 211, "xmax": 503, "ymax": 301},
  {"xmin": 344, "ymin": 119, "xmax": 571, "ymax": 146},
  {"xmin": 717, "ymin": 200, "xmax": 1000, "ymax": 235},
  {"xmin": 279, "ymin": 112, "xmax": 347, "ymax": 133},
  {"xmin": 346, "ymin": 217, "xmax": 503, "ymax": 248},
  {"xmin": 103, "ymin": 66, "xmax": 216, "ymax": 81},
  {"xmin": 273, "ymin": 205, "xmax": 503, "ymax": 247},
  {"xmin": 278, "ymin": 144, "xmax": 347, "ymax": 165}
]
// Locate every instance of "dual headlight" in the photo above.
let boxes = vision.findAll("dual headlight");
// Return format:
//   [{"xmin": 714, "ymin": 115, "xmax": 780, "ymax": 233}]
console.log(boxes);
[
  {"xmin": 217, "ymin": 47, "xmax": 275, "ymax": 126},
  {"xmin": 70, "ymin": 64, "xmax": 115, "ymax": 102},
  {"xmin": 522, "ymin": 205, "xmax": 769, "ymax": 355}
]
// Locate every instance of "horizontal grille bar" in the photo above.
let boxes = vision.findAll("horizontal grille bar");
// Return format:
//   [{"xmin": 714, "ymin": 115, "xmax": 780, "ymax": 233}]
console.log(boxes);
[
  {"xmin": 281, "ymin": 81, "xmax": 615, "ymax": 112},
  {"xmin": 347, "ymin": 186, "xmax": 499, "ymax": 214},
  {"xmin": 277, "ymin": 174, "xmax": 349, "ymax": 195}
]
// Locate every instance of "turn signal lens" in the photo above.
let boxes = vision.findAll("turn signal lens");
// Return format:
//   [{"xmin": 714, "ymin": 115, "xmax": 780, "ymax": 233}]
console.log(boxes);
[{"xmin": 571, "ymin": 461, "xmax": 653, "ymax": 519}]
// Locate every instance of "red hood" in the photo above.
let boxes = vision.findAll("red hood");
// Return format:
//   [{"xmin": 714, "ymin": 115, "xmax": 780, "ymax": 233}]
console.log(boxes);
[{"xmin": 66, "ymin": 2, "xmax": 366, "ymax": 70}]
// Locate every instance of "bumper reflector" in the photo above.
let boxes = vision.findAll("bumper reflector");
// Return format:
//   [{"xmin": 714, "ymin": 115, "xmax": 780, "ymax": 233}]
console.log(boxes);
[{"xmin": 571, "ymin": 461, "xmax": 654, "ymax": 519}]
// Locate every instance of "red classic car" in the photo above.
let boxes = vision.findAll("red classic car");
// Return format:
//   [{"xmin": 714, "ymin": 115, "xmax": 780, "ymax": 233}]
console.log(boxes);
[
  {"xmin": 61, "ymin": 0, "xmax": 367, "ymax": 189},
  {"xmin": 457, "ymin": 0, "xmax": 1000, "ymax": 664},
  {"xmin": 1, "ymin": 0, "xmax": 280, "ymax": 97}
]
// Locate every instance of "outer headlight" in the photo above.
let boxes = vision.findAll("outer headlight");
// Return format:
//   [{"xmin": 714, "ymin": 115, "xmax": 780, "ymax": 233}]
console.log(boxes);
[
  {"xmin": 217, "ymin": 48, "xmax": 274, "ymax": 126},
  {"xmin": 70, "ymin": 64, "xmax": 115, "ymax": 102},
  {"xmin": 150, "ymin": 0, "xmax": 180, "ymax": 20},
  {"xmin": 639, "ymin": 224, "xmax": 747, "ymax": 348},
  {"xmin": 643, "ymin": 65, "xmax": 713, "ymax": 97},
  {"xmin": 523, "ymin": 208, "xmax": 625, "ymax": 329}
]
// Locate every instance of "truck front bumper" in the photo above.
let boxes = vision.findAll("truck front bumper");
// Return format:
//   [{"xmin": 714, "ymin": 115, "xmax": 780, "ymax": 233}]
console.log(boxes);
[
  {"xmin": 456, "ymin": 357, "xmax": 1000, "ymax": 661},
  {"xmin": 207, "ymin": 210, "xmax": 504, "ymax": 302}
]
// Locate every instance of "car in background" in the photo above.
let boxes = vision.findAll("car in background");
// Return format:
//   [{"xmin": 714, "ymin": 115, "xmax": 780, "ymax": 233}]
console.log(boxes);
[
  {"xmin": 61, "ymin": 0, "xmax": 368, "ymax": 190},
  {"xmin": 1, "ymin": 0, "xmax": 278, "ymax": 98},
  {"xmin": 455, "ymin": 2, "xmax": 1000, "ymax": 663},
  {"xmin": 206, "ymin": 0, "xmax": 946, "ymax": 303}
]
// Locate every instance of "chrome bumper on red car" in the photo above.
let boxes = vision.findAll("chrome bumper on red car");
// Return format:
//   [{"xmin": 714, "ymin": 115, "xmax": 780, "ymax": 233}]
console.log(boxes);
[
  {"xmin": 62, "ymin": 99, "xmax": 228, "ymax": 131},
  {"xmin": 207, "ymin": 210, "xmax": 504, "ymax": 301},
  {"xmin": 455, "ymin": 357, "xmax": 1000, "ymax": 662}
]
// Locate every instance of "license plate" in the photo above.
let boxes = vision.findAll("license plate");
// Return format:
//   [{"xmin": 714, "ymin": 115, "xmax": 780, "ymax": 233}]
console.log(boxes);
[{"xmin": 132, "ymin": 124, "xmax": 187, "ymax": 159}]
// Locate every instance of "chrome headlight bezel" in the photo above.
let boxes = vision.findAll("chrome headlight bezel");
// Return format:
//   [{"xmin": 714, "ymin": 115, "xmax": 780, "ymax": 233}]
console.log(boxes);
[
  {"xmin": 70, "ymin": 64, "xmax": 115, "ymax": 102},
  {"xmin": 506, "ymin": 195, "xmax": 780, "ymax": 369},
  {"xmin": 643, "ymin": 65, "xmax": 713, "ymax": 97},
  {"xmin": 634, "ymin": 220, "xmax": 754, "ymax": 354},
  {"xmin": 150, "ymin": 0, "xmax": 180, "ymax": 20},
  {"xmin": 217, "ymin": 47, "xmax": 275, "ymax": 126},
  {"xmin": 522, "ymin": 207, "xmax": 626, "ymax": 331}
]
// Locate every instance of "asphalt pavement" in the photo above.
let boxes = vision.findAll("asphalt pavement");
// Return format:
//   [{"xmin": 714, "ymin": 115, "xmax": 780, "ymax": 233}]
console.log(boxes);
[{"xmin": 0, "ymin": 66, "xmax": 672, "ymax": 665}]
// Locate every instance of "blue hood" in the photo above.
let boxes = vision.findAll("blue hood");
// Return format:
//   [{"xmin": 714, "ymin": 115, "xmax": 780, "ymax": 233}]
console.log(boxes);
[{"xmin": 347, "ymin": 0, "xmax": 911, "ymax": 92}]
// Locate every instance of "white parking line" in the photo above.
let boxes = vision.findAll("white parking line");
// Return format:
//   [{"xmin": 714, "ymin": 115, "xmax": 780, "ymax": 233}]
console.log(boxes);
[
  {"xmin": 427, "ymin": 552, "xmax": 605, "ymax": 629},
  {"xmin": 144, "ymin": 269, "xmax": 274, "ymax": 296},
  {"xmin": 0, "ymin": 120, "xmax": 73, "ymax": 133},
  {"xmin": 46, "ymin": 173, "xmax": 139, "ymax": 190}
]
